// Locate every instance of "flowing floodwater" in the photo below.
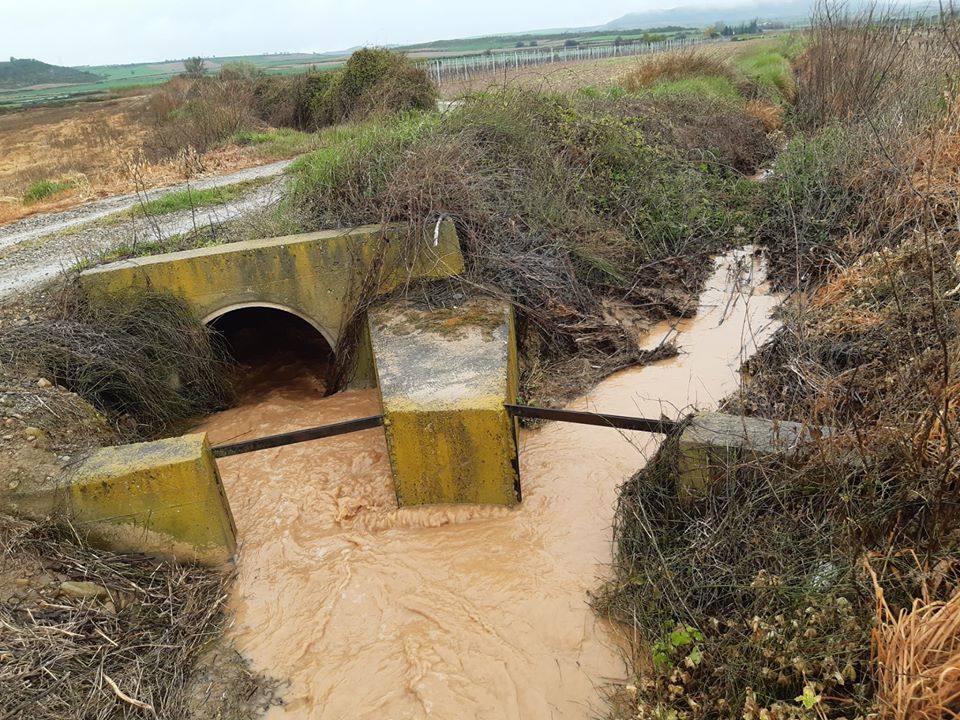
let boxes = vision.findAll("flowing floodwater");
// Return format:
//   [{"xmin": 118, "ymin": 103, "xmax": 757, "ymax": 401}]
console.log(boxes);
[{"xmin": 192, "ymin": 247, "xmax": 780, "ymax": 719}]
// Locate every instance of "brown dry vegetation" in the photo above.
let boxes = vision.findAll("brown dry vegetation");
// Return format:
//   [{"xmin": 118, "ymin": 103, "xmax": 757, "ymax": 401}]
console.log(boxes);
[
  {"xmin": 621, "ymin": 50, "xmax": 741, "ymax": 91},
  {"xmin": 605, "ymin": 6, "xmax": 960, "ymax": 720},
  {"xmin": 0, "ymin": 94, "xmax": 291, "ymax": 225},
  {"xmin": 435, "ymin": 41, "xmax": 761, "ymax": 98},
  {"xmin": 0, "ymin": 49, "xmax": 438, "ymax": 225}
]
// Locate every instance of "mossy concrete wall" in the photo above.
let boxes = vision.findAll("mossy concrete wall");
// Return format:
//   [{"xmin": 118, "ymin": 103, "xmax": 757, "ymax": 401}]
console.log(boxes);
[
  {"xmin": 79, "ymin": 220, "xmax": 465, "ymax": 365},
  {"xmin": 370, "ymin": 299, "xmax": 520, "ymax": 506},
  {"xmin": 4, "ymin": 433, "xmax": 237, "ymax": 565}
]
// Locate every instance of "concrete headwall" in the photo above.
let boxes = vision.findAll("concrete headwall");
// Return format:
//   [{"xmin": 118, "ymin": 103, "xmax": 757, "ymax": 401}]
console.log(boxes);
[{"xmin": 79, "ymin": 220, "xmax": 465, "ymax": 352}]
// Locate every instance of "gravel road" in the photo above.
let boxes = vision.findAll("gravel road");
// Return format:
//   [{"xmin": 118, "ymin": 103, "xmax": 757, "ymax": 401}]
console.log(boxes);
[
  {"xmin": 0, "ymin": 168, "xmax": 290, "ymax": 299},
  {"xmin": 0, "ymin": 159, "xmax": 293, "ymax": 254}
]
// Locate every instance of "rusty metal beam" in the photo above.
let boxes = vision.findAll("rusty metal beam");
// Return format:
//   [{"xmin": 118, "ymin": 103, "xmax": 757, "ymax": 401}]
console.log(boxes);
[
  {"xmin": 211, "ymin": 415, "xmax": 385, "ymax": 458},
  {"xmin": 211, "ymin": 404, "xmax": 681, "ymax": 460},
  {"xmin": 505, "ymin": 404, "xmax": 681, "ymax": 435}
]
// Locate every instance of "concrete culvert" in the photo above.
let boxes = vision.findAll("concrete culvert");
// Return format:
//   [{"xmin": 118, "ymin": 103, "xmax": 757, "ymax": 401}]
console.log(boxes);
[{"xmin": 207, "ymin": 306, "xmax": 336, "ymax": 397}]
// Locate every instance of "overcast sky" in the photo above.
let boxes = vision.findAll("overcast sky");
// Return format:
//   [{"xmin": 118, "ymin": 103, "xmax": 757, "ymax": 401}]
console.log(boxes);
[{"xmin": 2, "ymin": 0, "xmax": 760, "ymax": 67}]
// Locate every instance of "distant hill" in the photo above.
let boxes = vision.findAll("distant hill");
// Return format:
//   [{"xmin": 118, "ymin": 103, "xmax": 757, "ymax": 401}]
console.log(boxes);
[
  {"xmin": 601, "ymin": 0, "xmax": 937, "ymax": 30},
  {"xmin": 604, "ymin": 1, "xmax": 813, "ymax": 29},
  {"xmin": 0, "ymin": 58, "xmax": 102, "ymax": 89}
]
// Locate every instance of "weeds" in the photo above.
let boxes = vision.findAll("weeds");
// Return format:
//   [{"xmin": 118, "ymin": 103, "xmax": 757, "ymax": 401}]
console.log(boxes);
[
  {"xmin": 621, "ymin": 47, "xmax": 793, "ymax": 104},
  {"xmin": 22, "ymin": 178, "xmax": 75, "ymax": 203},
  {"xmin": 606, "ymin": 7, "xmax": 960, "ymax": 719},
  {"xmin": 0, "ymin": 287, "xmax": 232, "ymax": 435},
  {"xmin": 130, "ymin": 177, "xmax": 265, "ymax": 217},
  {"xmin": 229, "ymin": 127, "xmax": 320, "ymax": 157},
  {"xmin": 0, "ymin": 513, "xmax": 272, "ymax": 719},
  {"xmin": 290, "ymin": 89, "xmax": 768, "ymax": 402}
]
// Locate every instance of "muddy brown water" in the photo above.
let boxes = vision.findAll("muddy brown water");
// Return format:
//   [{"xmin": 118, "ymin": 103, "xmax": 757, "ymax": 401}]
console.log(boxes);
[{"xmin": 191, "ymin": 247, "xmax": 780, "ymax": 720}]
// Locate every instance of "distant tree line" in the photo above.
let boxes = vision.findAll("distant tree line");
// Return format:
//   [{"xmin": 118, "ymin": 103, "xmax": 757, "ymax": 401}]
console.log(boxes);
[{"xmin": 705, "ymin": 19, "xmax": 761, "ymax": 37}]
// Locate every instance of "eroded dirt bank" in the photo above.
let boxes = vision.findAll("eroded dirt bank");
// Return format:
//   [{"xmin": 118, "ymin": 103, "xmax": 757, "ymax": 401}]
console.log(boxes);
[{"xmin": 192, "ymin": 248, "xmax": 780, "ymax": 719}]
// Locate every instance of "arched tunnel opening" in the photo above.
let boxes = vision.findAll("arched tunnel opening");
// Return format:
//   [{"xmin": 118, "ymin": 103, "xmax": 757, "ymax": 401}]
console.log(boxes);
[{"xmin": 208, "ymin": 306, "xmax": 336, "ymax": 399}]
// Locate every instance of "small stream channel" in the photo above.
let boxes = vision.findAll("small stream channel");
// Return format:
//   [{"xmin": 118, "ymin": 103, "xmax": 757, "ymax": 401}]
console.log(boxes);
[{"xmin": 190, "ymin": 247, "xmax": 781, "ymax": 719}]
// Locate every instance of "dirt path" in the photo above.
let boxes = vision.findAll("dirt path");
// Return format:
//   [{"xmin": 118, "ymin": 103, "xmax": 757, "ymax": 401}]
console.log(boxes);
[
  {"xmin": 0, "ymin": 172, "xmax": 288, "ymax": 299},
  {"xmin": 0, "ymin": 159, "xmax": 292, "ymax": 254}
]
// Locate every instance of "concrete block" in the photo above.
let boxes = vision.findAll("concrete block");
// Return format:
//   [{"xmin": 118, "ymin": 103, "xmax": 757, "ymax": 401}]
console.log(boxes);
[
  {"xmin": 67, "ymin": 433, "xmax": 237, "ymax": 565},
  {"xmin": 1, "ymin": 433, "xmax": 237, "ymax": 565},
  {"xmin": 678, "ymin": 412, "xmax": 832, "ymax": 500},
  {"xmin": 370, "ymin": 299, "xmax": 520, "ymax": 506}
]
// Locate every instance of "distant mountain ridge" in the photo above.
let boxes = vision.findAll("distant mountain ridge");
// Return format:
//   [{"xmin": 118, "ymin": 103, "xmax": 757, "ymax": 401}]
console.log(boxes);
[
  {"xmin": 0, "ymin": 58, "xmax": 102, "ymax": 89},
  {"xmin": 602, "ymin": 0, "xmax": 935, "ymax": 30},
  {"xmin": 603, "ymin": 1, "xmax": 813, "ymax": 29}
]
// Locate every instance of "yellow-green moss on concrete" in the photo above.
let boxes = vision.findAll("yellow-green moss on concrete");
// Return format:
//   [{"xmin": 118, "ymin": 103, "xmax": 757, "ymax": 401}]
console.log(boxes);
[
  {"xmin": 79, "ymin": 220, "xmax": 465, "ymax": 355},
  {"xmin": 370, "ymin": 299, "xmax": 520, "ymax": 506},
  {"xmin": 68, "ymin": 433, "xmax": 236, "ymax": 565}
]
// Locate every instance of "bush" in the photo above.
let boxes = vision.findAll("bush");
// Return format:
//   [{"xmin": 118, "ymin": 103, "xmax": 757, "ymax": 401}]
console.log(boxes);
[
  {"xmin": 290, "ymin": 90, "xmax": 763, "ymax": 401},
  {"xmin": 146, "ymin": 75, "xmax": 258, "ymax": 156},
  {"xmin": 146, "ymin": 49, "xmax": 436, "ymax": 157},
  {"xmin": 183, "ymin": 56, "xmax": 206, "ymax": 79},
  {"xmin": 313, "ymin": 48, "xmax": 437, "ymax": 125},
  {"xmin": 794, "ymin": 4, "xmax": 944, "ymax": 129},
  {"xmin": 758, "ymin": 125, "xmax": 874, "ymax": 287},
  {"xmin": 622, "ymin": 51, "xmax": 742, "ymax": 92},
  {"xmin": 218, "ymin": 60, "xmax": 262, "ymax": 83}
]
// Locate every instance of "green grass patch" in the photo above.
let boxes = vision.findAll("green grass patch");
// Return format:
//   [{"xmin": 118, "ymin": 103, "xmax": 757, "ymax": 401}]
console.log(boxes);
[
  {"xmin": 130, "ymin": 178, "xmax": 266, "ymax": 217},
  {"xmin": 733, "ymin": 50, "xmax": 794, "ymax": 102},
  {"xmin": 229, "ymin": 127, "xmax": 322, "ymax": 158},
  {"xmin": 641, "ymin": 74, "xmax": 744, "ymax": 101},
  {"xmin": 290, "ymin": 111, "xmax": 438, "ymax": 201},
  {"xmin": 23, "ymin": 179, "xmax": 75, "ymax": 204}
]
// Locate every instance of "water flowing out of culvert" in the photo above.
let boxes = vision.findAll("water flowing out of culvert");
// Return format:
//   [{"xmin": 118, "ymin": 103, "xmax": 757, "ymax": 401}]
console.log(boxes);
[{"xmin": 191, "ymin": 247, "xmax": 781, "ymax": 720}]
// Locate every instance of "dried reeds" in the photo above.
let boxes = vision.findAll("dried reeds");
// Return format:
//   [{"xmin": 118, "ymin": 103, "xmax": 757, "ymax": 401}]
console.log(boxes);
[
  {"xmin": 0, "ymin": 286, "xmax": 232, "ymax": 435},
  {"xmin": 874, "ymin": 587, "xmax": 960, "ymax": 719},
  {"xmin": 0, "ymin": 514, "xmax": 263, "ymax": 720},
  {"xmin": 621, "ymin": 50, "xmax": 741, "ymax": 92}
]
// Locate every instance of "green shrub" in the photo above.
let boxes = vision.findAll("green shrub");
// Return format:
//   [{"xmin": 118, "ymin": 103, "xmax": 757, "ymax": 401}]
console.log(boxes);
[
  {"xmin": 23, "ymin": 178, "xmax": 74, "ymax": 203},
  {"xmin": 310, "ymin": 48, "xmax": 437, "ymax": 125},
  {"xmin": 759, "ymin": 125, "xmax": 873, "ymax": 286}
]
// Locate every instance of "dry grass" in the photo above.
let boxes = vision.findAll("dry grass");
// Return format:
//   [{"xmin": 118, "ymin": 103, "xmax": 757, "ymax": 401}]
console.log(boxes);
[
  {"xmin": 621, "ymin": 50, "xmax": 740, "ymax": 91},
  {"xmin": 873, "ymin": 579, "xmax": 960, "ymax": 719},
  {"xmin": 0, "ymin": 286, "xmax": 233, "ymax": 436},
  {"xmin": 436, "ymin": 40, "xmax": 763, "ymax": 99},
  {"xmin": 0, "ymin": 513, "xmax": 272, "ymax": 720},
  {"xmin": 0, "ymin": 94, "xmax": 294, "ymax": 226},
  {"xmin": 606, "ymin": 11, "xmax": 960, "ymax": 720},
  {"xmin": 744, "ymin": 99, "xmax": 784, "ymax": 131}
]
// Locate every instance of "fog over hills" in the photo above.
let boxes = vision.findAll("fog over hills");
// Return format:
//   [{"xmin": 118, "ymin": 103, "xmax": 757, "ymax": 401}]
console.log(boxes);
[{"xmin": 603, "ymin": 0, "xmax": 813, "ymax": 29}]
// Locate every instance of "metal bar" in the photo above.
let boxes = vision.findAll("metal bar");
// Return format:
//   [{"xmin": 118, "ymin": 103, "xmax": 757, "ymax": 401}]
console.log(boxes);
[
  {"xmin": 505, "ymin": 404, "xmax": 680, "ymax": 436},
  {"xmin": 212, "ymin": 415, "xmax": 384, "ymax": 458}
]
